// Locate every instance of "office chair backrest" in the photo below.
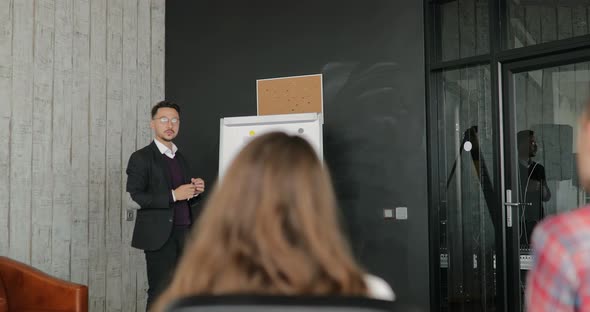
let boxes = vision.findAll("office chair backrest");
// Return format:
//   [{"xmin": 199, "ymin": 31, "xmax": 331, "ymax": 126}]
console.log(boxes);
[{"xmin": 165, "ymin": 295, "xmax": 397, "ymax": 312}]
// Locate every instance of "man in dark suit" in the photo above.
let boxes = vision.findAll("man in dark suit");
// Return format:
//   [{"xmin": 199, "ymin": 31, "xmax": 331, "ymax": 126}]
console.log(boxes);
[{"xmin": 126, "ymin": 100, "xmax": 205, "ymax": 309}]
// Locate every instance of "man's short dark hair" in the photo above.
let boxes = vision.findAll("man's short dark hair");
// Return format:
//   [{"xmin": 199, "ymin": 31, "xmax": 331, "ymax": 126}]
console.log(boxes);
[
  {"xmin": 151, "ymin": 100, "xmax": 180, "ymax": 118},
  {"xmin": 517, "ymin": 130, "xmax": 534, "ymax": 147}
]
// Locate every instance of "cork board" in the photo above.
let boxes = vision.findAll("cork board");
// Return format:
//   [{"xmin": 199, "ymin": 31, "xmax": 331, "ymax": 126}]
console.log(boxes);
[{"xmin": 257, "ymin": 74, "xmax": 323, "ymax": 116}]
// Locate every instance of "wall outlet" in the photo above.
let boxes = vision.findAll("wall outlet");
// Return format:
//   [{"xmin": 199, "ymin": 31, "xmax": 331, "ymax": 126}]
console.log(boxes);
[{"xmin": 126, "ymin": 209, "xmax": 135, "ymax": 221}]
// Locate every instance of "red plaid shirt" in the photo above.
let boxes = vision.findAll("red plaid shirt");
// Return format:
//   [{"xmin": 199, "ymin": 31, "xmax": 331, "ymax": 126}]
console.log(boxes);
[{"xmin": 526, "ymin": 206, "xmax": 590, "ymax": 312}]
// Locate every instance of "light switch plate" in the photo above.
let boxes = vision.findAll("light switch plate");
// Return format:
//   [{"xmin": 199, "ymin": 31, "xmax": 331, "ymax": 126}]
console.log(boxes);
[
  {"xmin": 395, "ymin": 207, "xmax": 408, "ymax": 220},
  {"xmin": 383, "ymin": 208, "xmax": 394, "ymax": 219}
]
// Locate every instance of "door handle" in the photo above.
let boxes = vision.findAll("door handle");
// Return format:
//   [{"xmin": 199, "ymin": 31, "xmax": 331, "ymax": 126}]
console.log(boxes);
[
  {"xmin": 503, "ymin": 190, "xmax": 534, "ymax": 228},
  {"xmin": 504, "ymin": 202, "xmax": 532, "ymax": 207}
]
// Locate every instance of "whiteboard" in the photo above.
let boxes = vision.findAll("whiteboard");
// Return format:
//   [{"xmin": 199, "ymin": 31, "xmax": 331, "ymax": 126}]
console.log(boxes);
[{"xmin": 219, "ymin": 113, "xmax": 323, "ymax": 178}]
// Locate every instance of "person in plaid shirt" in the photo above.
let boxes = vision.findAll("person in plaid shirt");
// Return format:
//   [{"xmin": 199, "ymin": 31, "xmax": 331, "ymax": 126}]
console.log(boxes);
[{"xmin": 526, "ymin": 103, "xmax": 590, "ymax": 312}]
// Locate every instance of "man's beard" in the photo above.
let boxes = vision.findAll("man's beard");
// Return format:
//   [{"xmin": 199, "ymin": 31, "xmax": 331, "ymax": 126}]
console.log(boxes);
[{"xmin": 160, "ymin": 134, "xmax": 174, "ymax": 142}]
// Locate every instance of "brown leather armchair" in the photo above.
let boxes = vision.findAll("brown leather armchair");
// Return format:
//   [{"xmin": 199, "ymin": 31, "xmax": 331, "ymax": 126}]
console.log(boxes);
[{"xmin": 0, "ymin": 256, "xmax": 88, "ymax": 312}]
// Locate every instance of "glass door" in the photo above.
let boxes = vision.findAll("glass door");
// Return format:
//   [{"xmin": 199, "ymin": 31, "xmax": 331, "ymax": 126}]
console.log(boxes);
[
  {"xmin": 436, "ymin": 65, "xmax": 499, "ymax": 312},
  {"xmin": 503, "ymin": 52, "xmax": 590, "ymax": 312}
]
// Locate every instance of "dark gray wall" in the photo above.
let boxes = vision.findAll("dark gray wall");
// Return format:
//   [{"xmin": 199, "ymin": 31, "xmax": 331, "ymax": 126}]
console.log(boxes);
[{"xmin": 165, "ymin": 1, "xmax": 428, "ymax": 310}]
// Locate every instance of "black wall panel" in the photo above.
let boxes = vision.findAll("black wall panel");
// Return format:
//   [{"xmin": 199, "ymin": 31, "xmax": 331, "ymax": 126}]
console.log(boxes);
[{"xmin": 166, "ymin": 1, "xmax": 429, "ymax": 310}]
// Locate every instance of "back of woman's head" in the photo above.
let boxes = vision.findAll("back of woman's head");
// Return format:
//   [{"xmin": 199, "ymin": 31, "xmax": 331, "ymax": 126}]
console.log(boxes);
[{"xmin": 152, "ymin": 132, "xmax": 366, "ymax": 311}]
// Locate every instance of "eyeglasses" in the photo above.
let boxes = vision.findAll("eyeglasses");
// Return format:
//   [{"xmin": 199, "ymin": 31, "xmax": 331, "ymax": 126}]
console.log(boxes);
[{"xmin": 154, "ymin": 117, "xmax": 179, "ymax": 124}]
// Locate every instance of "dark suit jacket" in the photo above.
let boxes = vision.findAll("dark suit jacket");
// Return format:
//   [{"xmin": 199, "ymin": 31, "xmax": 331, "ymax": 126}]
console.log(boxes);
[
  {"xmin": 126, "ymin": 141, "xmax": 201, "ymax": 251},
  {"xmin": 519, "ymin": 161, "xmax": 548, "ymax": 222}
]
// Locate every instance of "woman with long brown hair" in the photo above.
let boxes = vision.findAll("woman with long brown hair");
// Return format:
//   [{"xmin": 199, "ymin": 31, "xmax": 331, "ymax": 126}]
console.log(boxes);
[{"xmin": 151, "ymin": 132, "xmax": 393, "ymax": 312}]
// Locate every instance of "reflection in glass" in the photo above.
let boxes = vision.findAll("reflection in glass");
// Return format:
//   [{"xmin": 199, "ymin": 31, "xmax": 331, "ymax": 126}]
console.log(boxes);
[
  {"xmin": 516, "ymin": 130, "xmax": 551, "ymax": 247},
  {"xmin": 506, "ymin": 0, "xmax": 590, "ymax": 49},
  {"xmin": 438, "ymin": 0, "xmax": 489, "ymax": 61},
  {"xmin": 437, "ymin": 65, "xmax": 495, "ymax": 311}
]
